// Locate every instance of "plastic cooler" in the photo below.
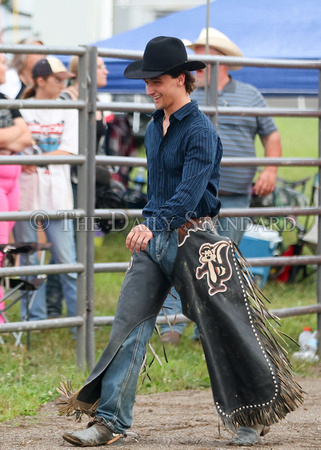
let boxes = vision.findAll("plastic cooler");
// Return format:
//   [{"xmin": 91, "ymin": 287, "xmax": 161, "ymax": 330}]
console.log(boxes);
[{"xmin": 238, "ymin": 226, "xmax": 282, "ymax": 288}]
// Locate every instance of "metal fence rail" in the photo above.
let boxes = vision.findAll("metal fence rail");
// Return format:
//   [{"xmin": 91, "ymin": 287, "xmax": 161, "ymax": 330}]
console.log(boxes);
[
  {"xmin": 0, "ymin": 43, "xmax": 91, "ymax": 370},
  {"xmin": 0, "ymin": 44, "xmax": 320, "ymax": 369}
]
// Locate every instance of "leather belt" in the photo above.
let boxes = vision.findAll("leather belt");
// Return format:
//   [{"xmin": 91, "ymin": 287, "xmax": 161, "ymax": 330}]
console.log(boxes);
[{"xmin": 180, "ymin": 216, "xmax": 214, "ymax": 229}]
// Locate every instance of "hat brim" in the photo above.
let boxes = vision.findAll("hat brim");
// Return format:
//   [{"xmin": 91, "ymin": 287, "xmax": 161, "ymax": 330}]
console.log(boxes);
[
  {"xmin": 124, "ymin": 60, "xmax": 206, "ymax": 79},
  {"xmin": 187, "ymin": 39, "xmax": 243, "ymax": 71},
  {"xmin": 54, "ymin": 70, "xmax": 75, "ymax": 80}
]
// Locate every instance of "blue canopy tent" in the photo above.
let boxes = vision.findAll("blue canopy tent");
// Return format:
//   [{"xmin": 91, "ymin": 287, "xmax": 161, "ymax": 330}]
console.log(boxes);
[{"xmin": 89, "ymin": 0, "xmax": 320, "ymax": 95}]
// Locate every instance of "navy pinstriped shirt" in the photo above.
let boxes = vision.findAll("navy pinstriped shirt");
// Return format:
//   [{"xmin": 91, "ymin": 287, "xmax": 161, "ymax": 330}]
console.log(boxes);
[{"xmin": 143, "ymin": 100, "xmax": 222, "ymax": 235}]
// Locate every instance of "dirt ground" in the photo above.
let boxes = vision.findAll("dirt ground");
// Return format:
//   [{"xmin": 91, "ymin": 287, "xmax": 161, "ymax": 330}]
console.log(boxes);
[{"xmin": 1, "ymin": 370, "xmax": 321, "ymax": 450}]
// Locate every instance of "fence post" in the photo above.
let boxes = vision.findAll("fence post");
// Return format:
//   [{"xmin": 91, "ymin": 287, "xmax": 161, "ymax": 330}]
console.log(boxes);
[
  {"xmin": 209, "ymin": 62, "xmax": 219, "ymax": 130},
  {"xmin": 75, "ymin": 47, "xmax": 89, "ymax": 371},
  {"xmin": 85, "ymin": 46, "xmax": 98, "ymax": 371},
  {"xmin": 317, "ymin": 69, "xmax": 321, "ymax": 358}
]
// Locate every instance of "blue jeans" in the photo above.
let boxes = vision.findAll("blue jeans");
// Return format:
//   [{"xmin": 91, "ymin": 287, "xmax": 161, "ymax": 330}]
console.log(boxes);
[
  {"xmin": 14, "ymin": 219, "xmax": 78, "ymax": 321},
  {"xmin": 159, "ymin": 285, "xmax": 186, "ymax": 335},
  {"xmin": 96, "ymin": 230, "xmax": 177, "ymax": 434},
  {"xmin": 46, "ymin": 180, "xmax": 78, "ymax": 318},
  {"xmin": 160, "ymin": 194, "xmax": 251, "ymax": 336}
]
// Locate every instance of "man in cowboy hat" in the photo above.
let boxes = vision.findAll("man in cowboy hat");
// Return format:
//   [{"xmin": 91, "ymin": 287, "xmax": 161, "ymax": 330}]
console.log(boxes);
[
  {"xmin": 160, "ymin": 27, "xmax": 283, "ymax": 345},
  {"xmin": 61, "ymin": 35, "xmax": 223, "ymax": 446},
  {"xmin": 60, "ymin": 36, "xmax": 302, "ymax": 448}
]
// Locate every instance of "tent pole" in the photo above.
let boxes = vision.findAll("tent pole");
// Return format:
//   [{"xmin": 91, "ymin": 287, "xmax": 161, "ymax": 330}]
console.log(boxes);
[
  {"xmin": 204, "ymin": 0, "xmax": 210, "ymax": 105},
  {"xmin": 206, "ymin": 0, "xmax": 218, "ymax": 128}
]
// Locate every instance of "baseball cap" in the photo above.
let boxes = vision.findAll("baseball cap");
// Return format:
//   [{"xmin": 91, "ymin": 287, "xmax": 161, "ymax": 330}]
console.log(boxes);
[{"xmin": 32, "ymin": 56, "xmax": 75, "ymax": 80}]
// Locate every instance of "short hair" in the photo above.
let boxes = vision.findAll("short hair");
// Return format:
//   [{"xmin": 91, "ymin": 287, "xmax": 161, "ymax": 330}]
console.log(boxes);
[
  {"xmin": 10, "ymin": 37, "xmax": 43, "ymax": 74},
  {"xmin": 68, "ymin": 56, "xmax": 79, "ymax": 79},
  {"xmin": 168, "ymin": 70, "xmax": 197, "ymax": 94}
]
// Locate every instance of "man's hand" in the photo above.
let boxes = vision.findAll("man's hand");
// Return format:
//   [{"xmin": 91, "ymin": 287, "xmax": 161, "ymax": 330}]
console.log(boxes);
[
  {"xmin": 126, "ymin": 224, "xmax": 153, "ymax": 252},
  {"xmin": 253, "ymin": 168, "xmax": 277, "ymax": 197},
  {"xmin": 254, "ymin": 130, "xmax": 282, "ymax": 197},
  {"xmin": 21, "ymin": 165, "xmax": 37, "ymax": 174}
]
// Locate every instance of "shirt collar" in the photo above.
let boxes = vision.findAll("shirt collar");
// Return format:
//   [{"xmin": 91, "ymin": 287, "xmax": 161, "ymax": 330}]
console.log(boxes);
[
  {"xmin": 219, "ymin": 76, "xmax": 236, "ymax": 94},
  {"xmin": 152, "ymin": 100, "xmax": 198, "ymax": 123}
]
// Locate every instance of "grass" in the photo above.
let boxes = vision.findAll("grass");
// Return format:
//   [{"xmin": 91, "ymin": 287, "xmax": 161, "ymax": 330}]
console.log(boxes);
[
  {"xmin": 0, "ymin": 117, "xmax": 320, "ymax": 422},
  {"xmin": 256, "ymin": 117, "xmax": 319, "ymax": 183}
]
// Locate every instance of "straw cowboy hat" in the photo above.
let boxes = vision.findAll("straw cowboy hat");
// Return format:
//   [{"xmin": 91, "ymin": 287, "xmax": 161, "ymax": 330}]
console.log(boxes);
[
  {"xmin": 187, "ymin": 28, "xmax": 243, "ymax": 71},
  {"xmin": 124, "ymin": 36, "xmax": 206, "ymax": 79}
]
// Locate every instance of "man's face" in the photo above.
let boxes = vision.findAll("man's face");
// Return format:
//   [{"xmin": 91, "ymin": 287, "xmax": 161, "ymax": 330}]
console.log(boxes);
[
  {"xmin": 144, "ymin": 74, "xmax": 184, "ymax": 113},
  {"xmin": 194, "ymin": 46, "xmax": 225, "ymax": 87},
  {"xmin": 25, "ymin": 41, "xmax": 45, "ymax": 71}
]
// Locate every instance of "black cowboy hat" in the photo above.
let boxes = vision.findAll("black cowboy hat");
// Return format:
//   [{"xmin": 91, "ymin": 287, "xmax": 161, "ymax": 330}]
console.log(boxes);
[{"xmin": 124, "ymin": 36, "xmax": 206, "ymax": 80}]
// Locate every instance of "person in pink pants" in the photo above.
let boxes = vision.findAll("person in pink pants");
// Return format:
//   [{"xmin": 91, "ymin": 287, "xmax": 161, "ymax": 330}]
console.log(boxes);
[{"xmin": 0, "ymin": 53, "xmax": 32, "ymax": 322}]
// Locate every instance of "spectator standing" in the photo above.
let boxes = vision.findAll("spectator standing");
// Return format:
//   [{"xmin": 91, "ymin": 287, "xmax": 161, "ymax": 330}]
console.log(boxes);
[
  {"xmin": 104, "ymin": 114, "xmax": 138, "ymax": 188},
  {"xmin": 13, "ymin": 57, "xmax": 78, "ymax": 323},
  {"xmin": 60, "ymin": 55, "xmax": 108, "ymax": 150},
  {"xmin": 0, "ymin": 53, "xmax": 32, "ymax": 322},
  {"xmin": 160, "ymin": 27, "xmax": 282, "ymax": 344},
  {"xmin": 0, "ymin": 37, "xmax": 44, "ymax": 99},
  {"xmin": 46, "ymin": 55, "xmax": 109, "ymax": 319}
]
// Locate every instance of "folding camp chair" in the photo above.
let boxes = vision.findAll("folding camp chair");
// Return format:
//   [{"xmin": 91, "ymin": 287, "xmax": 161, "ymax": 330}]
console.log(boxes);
[
  {"xmin": 249, "ymin": 173, "xmax": 313, "ymax": 284},
  {"xmin": 272, "ymin": 174, "xmax": 319, "ymax": 283},
  {"xmin": 0, "ymin": 242, "xmax": 51, "ymax": 347}
]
